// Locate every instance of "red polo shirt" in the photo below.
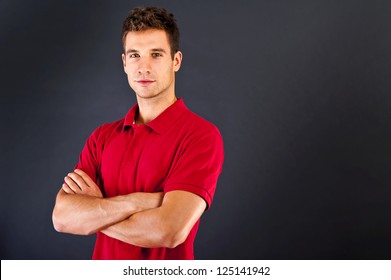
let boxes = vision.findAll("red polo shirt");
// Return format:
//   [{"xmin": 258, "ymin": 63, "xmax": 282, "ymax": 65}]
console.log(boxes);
[{"xmin": 75, "ymin": 98, "xmax": 224, "ymax": 259}]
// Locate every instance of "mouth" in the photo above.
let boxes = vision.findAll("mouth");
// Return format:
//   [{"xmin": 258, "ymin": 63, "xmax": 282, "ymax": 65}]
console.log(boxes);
[{"xmin": 136, "ymin": 79, "xmax": 155, "ymax": 87}]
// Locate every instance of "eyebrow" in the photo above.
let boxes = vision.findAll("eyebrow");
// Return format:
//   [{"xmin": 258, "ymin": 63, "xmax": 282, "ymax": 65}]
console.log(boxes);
[
  {"xmin": 125, "ymin": 48, "xmax": 166, "ymax": 55},
  {"xmin": 126, "ymin": 49, "xmax": 138, "ymax": 55},
  {"xmin": 151, "ymin": 48, "xmax": 166, "ymax": 53}
]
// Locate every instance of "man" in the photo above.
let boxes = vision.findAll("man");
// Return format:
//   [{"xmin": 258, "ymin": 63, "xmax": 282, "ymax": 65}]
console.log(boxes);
[{"xmin": 52, "ymin": 6, "xmax": 224, "ymax": 260}]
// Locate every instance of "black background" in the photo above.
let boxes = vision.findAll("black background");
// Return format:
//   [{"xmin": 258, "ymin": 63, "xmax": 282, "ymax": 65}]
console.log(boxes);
[{"xmin": 1, "ymin": 0, "xmax": 391, "ymax": 259}]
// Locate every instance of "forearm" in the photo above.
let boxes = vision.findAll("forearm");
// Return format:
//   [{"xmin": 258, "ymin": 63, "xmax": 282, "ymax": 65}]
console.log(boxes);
[
  {"xmin": 52, "ymin": 190, "xmax": 139, "ymax": 235},
  {"xmin": 101, "ymin": 207, "xmax": 179, "ymax": 248},
  {"xmin": 101, "ymin": 190, "xmax": 206, "ymax": 248}
]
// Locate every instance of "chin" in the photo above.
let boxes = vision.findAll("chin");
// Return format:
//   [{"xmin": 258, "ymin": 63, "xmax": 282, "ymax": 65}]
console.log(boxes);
[
  {"xmin": 131, "ymin": 87, "xmax": 156, "ymax": 98},
  {"xmin": 135, "ymin": 92, "xmax": 160, "ymax": 100}
]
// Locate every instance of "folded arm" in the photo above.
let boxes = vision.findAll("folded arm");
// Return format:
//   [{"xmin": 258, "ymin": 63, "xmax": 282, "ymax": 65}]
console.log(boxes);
[
  {"xmin": 53, "ymin": 169, "xmax": 206, "ymax": 248},
  {"xmin": 101, "ymin": 190, "xmax": 206, "ymax": 248},
  {"xmin": 52, "ymin": 169, "xmax": 163, "ymax": 235}
]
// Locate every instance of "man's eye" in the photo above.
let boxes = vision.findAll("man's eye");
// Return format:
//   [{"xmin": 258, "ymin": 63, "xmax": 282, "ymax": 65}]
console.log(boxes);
[
  {"xmin": 152, "ymin": 53, "xmax": 162, "ymax": 57},
  {"xmin": 129, "ymin": 54, "xmax": 139, "ymax": 58}
]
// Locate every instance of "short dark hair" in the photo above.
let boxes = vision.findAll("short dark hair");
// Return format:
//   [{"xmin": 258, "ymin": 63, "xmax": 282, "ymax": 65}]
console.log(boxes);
[{"xmin": 121, "ymin": 7, "xmax": 180, "ymax": 58}]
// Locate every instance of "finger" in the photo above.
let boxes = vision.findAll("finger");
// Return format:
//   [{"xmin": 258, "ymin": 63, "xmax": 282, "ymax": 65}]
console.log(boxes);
[
  {"xmin": 64, "ymin": 175, "xmax": 82, "ymax": 192},
  {"xmin": 62, "ymin": 183, "xmax": 75, "ymax": 194},
  {"xmin": 67, "ymin": 172, "xmax": 89, "ymax": 191},
  {"xmin": 74, "ymin": 169, "xmax": 96, "ymax": 188}
]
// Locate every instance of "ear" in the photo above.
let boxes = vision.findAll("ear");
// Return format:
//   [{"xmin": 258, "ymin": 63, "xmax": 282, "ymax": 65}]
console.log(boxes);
[
  {"xmin": 122, "ymin": 53, "xmax": 127, "ymax": 73},
  {"xmin": 173, "ymin": 51, "xmax": 182, "ymax": 72}
]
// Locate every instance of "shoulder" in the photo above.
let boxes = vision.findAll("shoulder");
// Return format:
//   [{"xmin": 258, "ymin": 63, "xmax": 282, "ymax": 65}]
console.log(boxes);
[
  {"xmin": 181, "ymin": 109, "xmax": 222, "ymax": 138},
  {"xmin": 88, "ymin": 118, "xmax": 125, "ymax": 142},
  {"xmin": 173, "ymin": 109, "xmax": 223, "ymax": 151}
]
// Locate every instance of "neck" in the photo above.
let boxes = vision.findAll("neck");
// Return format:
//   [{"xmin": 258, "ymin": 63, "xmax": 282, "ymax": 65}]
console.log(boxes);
[{"xmin": 135, "ymin": 94, "xmax": 177, "ymax": 124}]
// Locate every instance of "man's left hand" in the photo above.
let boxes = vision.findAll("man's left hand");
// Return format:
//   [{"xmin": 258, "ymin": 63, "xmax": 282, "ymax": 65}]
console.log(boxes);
[{"xmin": 62, "ymin": 169, "xmax": 103, "ymax": 198}]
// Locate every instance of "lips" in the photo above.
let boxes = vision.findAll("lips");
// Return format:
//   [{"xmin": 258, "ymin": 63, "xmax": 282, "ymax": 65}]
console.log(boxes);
[{"xmin": 136, "ymin": 79, "xmax": 155, "ymax": 87}]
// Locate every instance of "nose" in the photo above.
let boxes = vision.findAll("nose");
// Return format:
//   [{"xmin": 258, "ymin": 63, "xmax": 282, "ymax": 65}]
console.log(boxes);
[{"xmin": 137, "ymin": 57, "xmax": 152, "ymax": 75}]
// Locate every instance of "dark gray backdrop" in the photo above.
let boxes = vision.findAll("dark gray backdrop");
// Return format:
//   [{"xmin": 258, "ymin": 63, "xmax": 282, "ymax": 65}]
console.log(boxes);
[{"xmin": 1, "ymin": 0, "xmax": 391, "ymax": 259}]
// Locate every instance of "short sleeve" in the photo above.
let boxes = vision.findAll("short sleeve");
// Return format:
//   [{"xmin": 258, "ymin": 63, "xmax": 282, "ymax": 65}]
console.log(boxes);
[
  {"xmin": 163, "ymin": 128, "xmax": 224, "ymax": 209},
  {"xmin": 74, "ymin": 126, "xmax": 103, "ymax": 187}
]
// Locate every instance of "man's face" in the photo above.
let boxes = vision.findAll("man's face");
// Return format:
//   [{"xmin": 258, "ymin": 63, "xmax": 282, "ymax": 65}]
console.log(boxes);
[{"xmin": 122, "ymin": 29, "xmax": 182, "ymax": 101}]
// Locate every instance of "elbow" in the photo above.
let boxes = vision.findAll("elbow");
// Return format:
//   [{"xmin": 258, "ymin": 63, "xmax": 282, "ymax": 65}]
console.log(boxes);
[
  {"xmin": 52, "ymin": 206, "xmax": 72, "ymax": 233},
  {"xmin": 52, "ymin": 191, "xmax": 97, "ymax": 235},
  {"xmin": 52, "ymin": 207, "xmax": 94, "ymax": 235},
  {"xmin": 165, "ymin": 238, "xmax": 185, "ymax": 249},
  {"xmin": 53, "ymin": 221, "xmax": 66, "ymax": 233},
  {"xmin": 52, "ymin": 192, "xmax": 68, "ymax": 233},
  {"xmin": 161, "ymin": 228, "xmax": 188, "ymax": 249},
  {"xmin": 52, "ymin": 208, "xmax": 65, "ymax": 233}
]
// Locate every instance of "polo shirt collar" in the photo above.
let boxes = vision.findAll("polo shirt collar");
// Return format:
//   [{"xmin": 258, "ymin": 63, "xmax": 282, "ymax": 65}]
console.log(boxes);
[{"xmin": 123, "ymin": 98, "xmax": 188, "ymax": 134}]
